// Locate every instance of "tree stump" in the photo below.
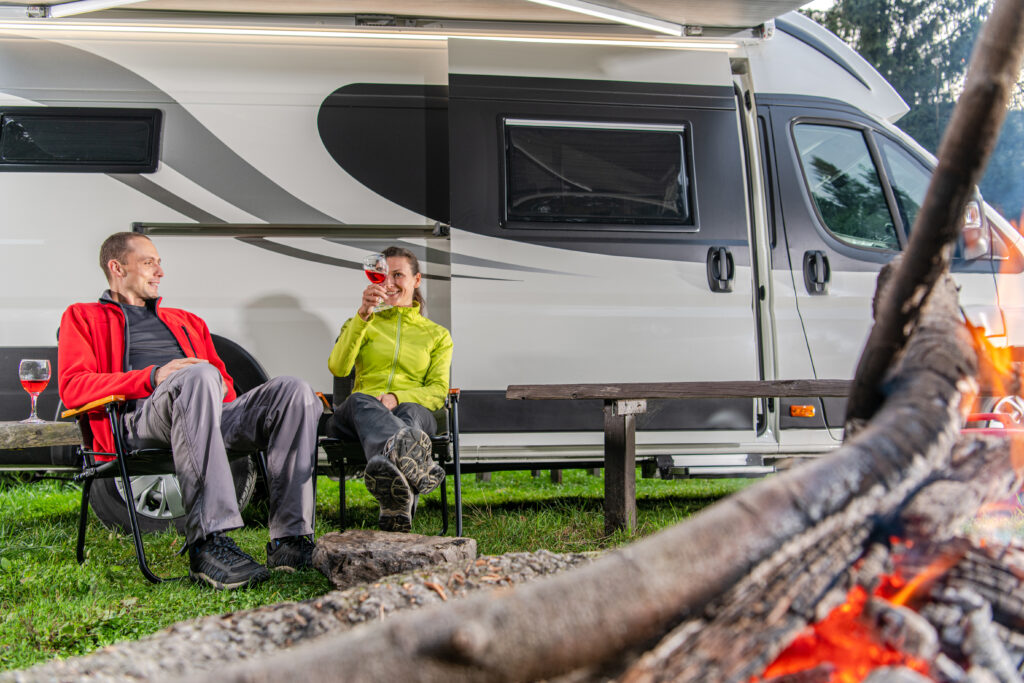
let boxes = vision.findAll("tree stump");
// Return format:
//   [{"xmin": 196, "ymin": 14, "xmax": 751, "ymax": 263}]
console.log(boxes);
[{"xmin": 313, "ymin": 530, "xmax": 477, "ymax": 590}]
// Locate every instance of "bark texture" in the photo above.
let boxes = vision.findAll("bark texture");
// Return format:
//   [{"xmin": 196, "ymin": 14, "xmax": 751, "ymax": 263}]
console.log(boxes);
[
  {"xmin": 846, "ymin": 0, "xmax": 1024, "ymax": 430},
  {"xmin": 1, "ymin": 551, "xmax": 590, "ymax": 683}
]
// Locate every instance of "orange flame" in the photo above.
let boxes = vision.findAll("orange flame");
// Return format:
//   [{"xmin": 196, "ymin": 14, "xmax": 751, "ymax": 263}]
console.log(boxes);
[{"xmin": 759, "ymin": 585, "xmax": 930, "ymax": 683}]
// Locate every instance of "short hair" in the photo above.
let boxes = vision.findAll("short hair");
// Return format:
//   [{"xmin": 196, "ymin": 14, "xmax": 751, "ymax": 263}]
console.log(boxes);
[{"xmin": 99, "ymin": 232, "xmax": 149, "ymax": 282}]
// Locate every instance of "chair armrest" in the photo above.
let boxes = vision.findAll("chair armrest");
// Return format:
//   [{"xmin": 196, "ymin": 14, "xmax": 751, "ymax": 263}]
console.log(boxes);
[
  {"xmin": 61, "ymin": 395, "xmax": 126, "ymax": 419},
  {"xmin": 315, "ymin": 392, "xmax": 332, "ymax": 413}
]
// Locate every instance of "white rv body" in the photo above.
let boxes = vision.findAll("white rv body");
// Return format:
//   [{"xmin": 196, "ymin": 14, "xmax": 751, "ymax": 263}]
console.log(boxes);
[{"xmin": 0, "ymin": 10, "xmax": 1019, "ymax": 473}]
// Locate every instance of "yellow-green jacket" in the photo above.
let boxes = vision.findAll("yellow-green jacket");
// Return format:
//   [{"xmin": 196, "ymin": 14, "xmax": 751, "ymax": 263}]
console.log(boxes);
[{"xmin": 327, "ymin": 303, "xmax": 453, "ymax": 412}]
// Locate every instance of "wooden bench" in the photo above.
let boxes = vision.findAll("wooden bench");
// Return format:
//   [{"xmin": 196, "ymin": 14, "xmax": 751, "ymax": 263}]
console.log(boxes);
[
  {"xmin": 506, "ymin": 380, "xmax": 852, "ymax": 534},
  {"xmin": 0, "ymin": 420, "xmax": 82, "ymax": 470}
]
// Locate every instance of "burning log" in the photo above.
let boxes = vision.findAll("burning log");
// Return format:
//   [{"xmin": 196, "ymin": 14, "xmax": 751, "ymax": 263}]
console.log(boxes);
[{"xmin": 846, "ymin": 0, "xmax": 1024, "ymax": 432}]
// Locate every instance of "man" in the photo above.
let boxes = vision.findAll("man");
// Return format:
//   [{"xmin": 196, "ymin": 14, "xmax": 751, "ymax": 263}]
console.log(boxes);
[{"xmin": 58, "ymin": 232, "xmax": 321, "ymax": 590}]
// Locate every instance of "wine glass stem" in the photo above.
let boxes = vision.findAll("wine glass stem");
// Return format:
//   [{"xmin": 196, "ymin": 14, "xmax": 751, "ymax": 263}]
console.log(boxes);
[{"xmin": 29, "ymin": 393, "xmax": 39, "ymax": 420}]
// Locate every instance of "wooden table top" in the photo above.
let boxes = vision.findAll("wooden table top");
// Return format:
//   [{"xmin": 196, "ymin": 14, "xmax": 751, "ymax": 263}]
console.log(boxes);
[{"xmin": 0, "ymin": 421, "xmax": 81, "ymax": 450}]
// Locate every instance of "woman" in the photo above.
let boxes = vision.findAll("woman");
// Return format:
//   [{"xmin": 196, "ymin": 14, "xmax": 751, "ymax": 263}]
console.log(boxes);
[{"xmin": 327, "ymin": 246, "xmax": 453, "ymax": 532}]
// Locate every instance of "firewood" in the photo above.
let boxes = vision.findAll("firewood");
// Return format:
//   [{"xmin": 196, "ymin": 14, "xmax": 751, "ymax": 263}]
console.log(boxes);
[{"xmin": 846, "ymin": 0, "xmax": 1024, "ymax": 431}]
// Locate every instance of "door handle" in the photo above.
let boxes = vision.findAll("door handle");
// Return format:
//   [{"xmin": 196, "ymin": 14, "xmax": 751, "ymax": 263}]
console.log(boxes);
[
  {"xmin": 802, "ymin": 250, "xmax": 830, "ymax": 295},
  {"xmin": 706, "ymin": 246, "xmax": 734, "ymax": 293}
]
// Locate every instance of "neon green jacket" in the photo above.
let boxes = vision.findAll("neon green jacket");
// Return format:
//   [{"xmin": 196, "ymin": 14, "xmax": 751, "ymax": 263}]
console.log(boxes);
[{"xmin": 327, "ymin": 303, "xmax": 453, "ymax": 412}]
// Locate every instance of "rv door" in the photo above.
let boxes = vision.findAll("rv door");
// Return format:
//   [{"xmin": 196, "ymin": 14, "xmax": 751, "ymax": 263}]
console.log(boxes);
[{"xmin": 446, "ymin": 39, "xmax": 768, "ymax": 458}]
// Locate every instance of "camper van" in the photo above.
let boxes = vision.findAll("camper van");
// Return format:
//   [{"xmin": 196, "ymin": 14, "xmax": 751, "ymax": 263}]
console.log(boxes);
[{"xmin": 1, "ymin": 2, "xmax": 1021, "ymax": 529}]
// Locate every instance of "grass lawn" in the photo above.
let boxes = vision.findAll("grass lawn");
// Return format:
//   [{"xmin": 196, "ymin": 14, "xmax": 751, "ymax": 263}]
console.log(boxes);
[{"xmin": 0, "ymin": 469, "xmax": 753, "ymax": 672}]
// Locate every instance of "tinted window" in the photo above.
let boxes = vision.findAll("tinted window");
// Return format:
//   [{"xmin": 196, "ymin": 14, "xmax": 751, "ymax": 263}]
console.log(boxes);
[
  {"xmin": 505, "ymin": 120, "xmax": 694, "ymax": 227},
  {"xmin": 0, "ymin": 108, "xmax": 161, "ymax": 172},
  {"xmin": 878, "ymin": 136, "xmax": 930, "ymax": 237},
  {"xmin": 793, "ymin": 123, "xmax": 897, "ymax": 250}
]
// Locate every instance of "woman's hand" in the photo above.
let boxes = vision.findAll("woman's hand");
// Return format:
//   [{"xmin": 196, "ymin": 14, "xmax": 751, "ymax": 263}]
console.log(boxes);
[
  {"xmin": 357, "ymin": 283, "xmax": 388, "ymax": 321},
  {"xmin": 378, "ymin": 393, "xmax": 398, "ymax": 410}
]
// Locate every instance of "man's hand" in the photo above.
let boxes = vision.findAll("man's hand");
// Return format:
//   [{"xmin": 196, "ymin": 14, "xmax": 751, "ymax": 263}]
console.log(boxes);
[
  {"xmin": 357, "ymin": 283, "xmax": 388, "ymax": 321},
  {"xmin": 154, "ymin": 357, "xmax": 208, "ymax": 387},
  {"xmin": 378, "ymin": 393, "xmax": 398, "ymax": 410}
]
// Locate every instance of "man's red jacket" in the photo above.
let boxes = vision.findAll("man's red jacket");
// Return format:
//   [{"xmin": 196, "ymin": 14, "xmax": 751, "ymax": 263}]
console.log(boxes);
[{"xmin": 58, "ymin": 294, "xmax": 236, "ymax": 454}]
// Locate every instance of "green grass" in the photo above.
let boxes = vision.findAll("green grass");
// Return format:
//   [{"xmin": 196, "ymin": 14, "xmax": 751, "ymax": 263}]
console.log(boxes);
[{"xmin": 0, "ymin": 469, "xmax": 752, "ymax": 671}]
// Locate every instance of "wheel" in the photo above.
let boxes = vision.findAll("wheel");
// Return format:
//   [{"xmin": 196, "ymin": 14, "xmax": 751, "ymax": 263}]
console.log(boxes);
[
  {"xmin": 88, "ymin": 334, "xmax": 269, "ymax": 534},
  {"xmin": 89, "ymin": 454, "xmax": 257, "ymax": 534},
  {"xmin": 976, "ymin": 395, "xmax": 1024, "ymax": 427}
]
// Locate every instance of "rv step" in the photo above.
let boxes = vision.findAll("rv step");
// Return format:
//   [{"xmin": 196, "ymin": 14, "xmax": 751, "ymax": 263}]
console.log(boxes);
[{"xmin": 661, "ymin": 464, "xmax": 776, "ymax": 479}]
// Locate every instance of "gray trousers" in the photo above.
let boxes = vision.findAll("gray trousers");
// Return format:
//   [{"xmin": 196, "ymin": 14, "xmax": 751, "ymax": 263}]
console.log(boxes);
[
  {"xmin": 127, "ymin": 363, "xmax": 320, "ymax": 545},
  {"xmin": 331, "ymin": 392, "xmax": 436, "ymax": 460}
]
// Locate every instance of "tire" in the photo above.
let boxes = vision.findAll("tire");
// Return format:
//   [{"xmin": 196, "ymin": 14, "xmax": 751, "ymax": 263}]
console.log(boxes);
[
  {"xmin": 977, "ymin": 394, "xmax": 1024, "ymax": 427},
  {"xmin": 89, "ymin": 455, "xmax": 257, "ymax": 534},
  {"xmin": 88, "ymin": 334, "xmax": 269, "ymax": 534}
]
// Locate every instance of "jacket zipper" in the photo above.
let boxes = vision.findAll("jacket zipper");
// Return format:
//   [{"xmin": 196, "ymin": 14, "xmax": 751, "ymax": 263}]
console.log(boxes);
[
  {"xmin": 384, "ymin": 310, "xmax": 403, "ymax": 392},
  {"xmin": 180, "ymin": 326, "xmax": 198, "ymax": 357}
]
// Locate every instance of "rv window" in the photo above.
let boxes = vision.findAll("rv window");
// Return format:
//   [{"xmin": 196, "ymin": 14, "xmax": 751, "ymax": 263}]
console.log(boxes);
[
  {"xmin": 0, "ymin": 108, "xmax": 160, "ymax": 172},
  {"xmin": 504, "ymin": 120, "xmax": 694, "ymax": 227},
  {"xmin": 793, "ymin": 123, "xmax": 898, "ymax": 251},
  {"xmin": 877, "ymin": 137, "xmax": 930, "ymax": 238}
]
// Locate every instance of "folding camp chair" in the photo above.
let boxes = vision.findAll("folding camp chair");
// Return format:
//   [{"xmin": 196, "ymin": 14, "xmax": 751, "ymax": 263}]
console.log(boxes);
[
  {"xmin": 62, "ymin": 395, "xmax": 269, "ymax": 583},
  {"xmin": 319, "ymin": 374, "xmax": 463, "ymax": 536}
]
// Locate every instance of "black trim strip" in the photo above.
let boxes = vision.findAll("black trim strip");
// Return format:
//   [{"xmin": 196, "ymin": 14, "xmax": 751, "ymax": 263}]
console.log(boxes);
[{"xmin": 112, "ymin": 175, "xmax": 224, "ymax": 224}]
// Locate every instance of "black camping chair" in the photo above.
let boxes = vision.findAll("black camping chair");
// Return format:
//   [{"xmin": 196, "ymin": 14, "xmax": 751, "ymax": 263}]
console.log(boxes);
[
  {"xmin": 319, "ymin": 373, "xmax": 463, "ymax": 536},
  {"xmin": 62, "ymin": 395, "xmax": 269, "ymax": 583}
]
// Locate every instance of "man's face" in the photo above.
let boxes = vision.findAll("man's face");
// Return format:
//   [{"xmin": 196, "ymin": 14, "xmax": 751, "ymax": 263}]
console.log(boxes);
[{"xmin": 110, "ymin": 237, "xmax": 164, "ymax": 305}]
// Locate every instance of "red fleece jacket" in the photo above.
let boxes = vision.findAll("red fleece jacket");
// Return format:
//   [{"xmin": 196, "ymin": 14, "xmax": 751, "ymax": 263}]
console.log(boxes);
[{"xmin": 58, "ymin": 296, "xmax": 236, "ymax": 454}]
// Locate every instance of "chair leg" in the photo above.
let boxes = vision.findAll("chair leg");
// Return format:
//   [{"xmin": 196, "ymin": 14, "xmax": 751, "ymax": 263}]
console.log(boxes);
[
  {"xmin": 339, "ymin": 462, "xmax": 347, "ymax": 528},
  {"xmin": 438, "ymin": 470, "xmax": 449, "ymax": 536},
  {"xmin": 77, "ymin": 479, "xmax": 93, "ymax": 564},
  {"xmin": 115, "ymin": 456, "xmax": 174, "ymax": 584},
  {"xmin": 451, "ymin": 421, "xmax": 463, "ymax": 539}
]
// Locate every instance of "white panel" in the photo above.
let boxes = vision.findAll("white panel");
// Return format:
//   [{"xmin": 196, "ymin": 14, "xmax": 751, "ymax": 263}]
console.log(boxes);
[{"xmin": 448, "ymin": 37, "xmax": 732, "ymax": 87}]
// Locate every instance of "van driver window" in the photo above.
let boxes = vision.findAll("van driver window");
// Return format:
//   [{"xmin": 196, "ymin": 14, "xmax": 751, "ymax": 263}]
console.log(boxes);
[
  {"xmin": 793, "ymin": 123, "xmax": 898, "ymax": 250},
  {"xmin": 877, "ymin": 136, "xmax": 930, "ymax": 238},
  {"xmin": 504, "ymin": 120, "xmax": 694, "ymax": 227}
]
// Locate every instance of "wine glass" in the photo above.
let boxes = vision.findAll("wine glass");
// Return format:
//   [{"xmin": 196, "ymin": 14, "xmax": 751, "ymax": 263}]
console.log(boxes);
[
  {"xmin": 362, "ymin": 252, "xmax": 391, "ymax": 313},
  {"xmin": 18, "ymin": 359, "xmax": 51, "ymax": 424}
]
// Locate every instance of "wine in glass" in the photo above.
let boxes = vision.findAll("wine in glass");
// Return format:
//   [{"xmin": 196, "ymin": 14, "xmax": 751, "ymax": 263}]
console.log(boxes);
[
  {"xmin": 362, "ymin": 252, "xmax": 391, "ymax": 312},
  {"xmin": 18, "ymin": 359, "xmax": 51, "ymax": 424}
]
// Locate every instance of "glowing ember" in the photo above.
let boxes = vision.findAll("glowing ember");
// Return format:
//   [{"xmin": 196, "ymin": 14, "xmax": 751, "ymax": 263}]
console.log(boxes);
[{"xmin": 759, "ymin": 585, "xmax": 930, "ymax": 683}]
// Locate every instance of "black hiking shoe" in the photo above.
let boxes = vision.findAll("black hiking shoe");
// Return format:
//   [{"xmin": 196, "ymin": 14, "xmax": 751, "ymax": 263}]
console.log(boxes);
[
  {"xmin": 266, "ymin": 535, "xmax": 315, "ymax": 572},
  {"xmin": 383, "ymin": 427, "xmax": 445, "ymax": 496},
  {"xmin": 189, "ymin": 533, "xmax": 270, "ymax": 590},
  {"xmin": 364, "ymin": 455, "xmax": 413, "ymax": 532}
]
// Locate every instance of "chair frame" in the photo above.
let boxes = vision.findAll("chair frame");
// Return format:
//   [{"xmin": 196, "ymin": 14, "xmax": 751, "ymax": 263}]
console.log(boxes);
[
  {"xmin": 319, "ymin": 388, "xmax": 463, "ymax": 536},
  {"xmin": 62, "ymin": 395, "xmax": 269, "ymax": 584}
]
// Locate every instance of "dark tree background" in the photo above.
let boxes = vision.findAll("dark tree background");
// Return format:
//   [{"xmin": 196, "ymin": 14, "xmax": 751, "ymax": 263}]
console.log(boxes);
[{"xmin": 805, "ymin": 0, "xmax": 1024, "ymax": 224}]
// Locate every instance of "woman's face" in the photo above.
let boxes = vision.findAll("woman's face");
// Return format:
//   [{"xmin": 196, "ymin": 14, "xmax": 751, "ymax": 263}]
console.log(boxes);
[{"xmin": 384, "ymin": 256, "xmax": 422, "ymax": 307}]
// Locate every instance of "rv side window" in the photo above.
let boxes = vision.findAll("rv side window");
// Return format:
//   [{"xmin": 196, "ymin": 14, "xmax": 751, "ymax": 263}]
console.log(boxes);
[
  {"xmin": 504, "ymin": 120, "xmax": 694, "ymax": 228},
  {"xmin": 0, "ymin": 107, "xmax": 161, "ymax": 172},
  {"xmin": 793, "ymin": 123, "xmax": 898, "ymax": 251}
]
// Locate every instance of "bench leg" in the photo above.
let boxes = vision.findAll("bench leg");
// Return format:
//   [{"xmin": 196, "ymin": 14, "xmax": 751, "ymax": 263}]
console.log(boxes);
[{"xmin": 603, "ymin": 403, "xmax": 637, "ymax": 535}]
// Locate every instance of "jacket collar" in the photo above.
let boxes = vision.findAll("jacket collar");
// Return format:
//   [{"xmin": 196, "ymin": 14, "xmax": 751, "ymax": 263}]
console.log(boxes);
[
  {"xmin": 375, "ymin": 301, "xmax": 421, "ymax": 320},
  {"xmin": 99, "ymin": 290, "xmax": 162, "ymax": 312}
]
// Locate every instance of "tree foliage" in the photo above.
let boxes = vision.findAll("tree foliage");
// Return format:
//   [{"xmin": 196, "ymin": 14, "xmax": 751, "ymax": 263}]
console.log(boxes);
[{"xmin": 805, "ymin": 0, "xmax": 1024, "ymax": 219}]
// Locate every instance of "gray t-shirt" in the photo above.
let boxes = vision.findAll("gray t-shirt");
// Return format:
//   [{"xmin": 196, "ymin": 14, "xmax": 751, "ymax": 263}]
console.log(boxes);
[{"xmin": 123, "ymin": 301, "xmax": 185, "ymax": 371}]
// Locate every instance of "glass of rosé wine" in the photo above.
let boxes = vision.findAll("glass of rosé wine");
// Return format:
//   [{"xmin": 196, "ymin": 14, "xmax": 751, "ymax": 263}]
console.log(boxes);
[
  {"xmin": 18, "ymin": 359, "xmax": 50, "ymax": 424},
  {"xmin": 362, "ymin": 252, "xmax": 391, "ymax": 313}
]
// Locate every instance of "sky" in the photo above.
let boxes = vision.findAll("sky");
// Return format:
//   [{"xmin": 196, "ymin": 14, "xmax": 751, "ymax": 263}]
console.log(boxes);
[{"xmin": 801, "ymin": 0, "xmax": 836, "ymax": 9}]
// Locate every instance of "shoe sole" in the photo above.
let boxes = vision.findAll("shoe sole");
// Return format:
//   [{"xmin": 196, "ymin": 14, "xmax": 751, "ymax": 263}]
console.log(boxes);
[
  {"xmin": 364, "ymin": 457, "xmax": 413, "ymax": 532},
  {"xmin": 385, "ymin": 427, "xmax": 445, "ymax": 496},
  {"xmin": 189, "ymin": 569, "xmax": 270, "ymax": 590}
]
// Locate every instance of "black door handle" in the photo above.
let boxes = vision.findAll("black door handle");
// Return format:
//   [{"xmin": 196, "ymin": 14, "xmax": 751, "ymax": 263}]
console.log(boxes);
[
  {"xmin": 706, "ymin": 246, "xmax": 734, "ymax": 293},
  {"xmin": 803, "ymin": 250, "xmax": 830, "ymax": 295}
]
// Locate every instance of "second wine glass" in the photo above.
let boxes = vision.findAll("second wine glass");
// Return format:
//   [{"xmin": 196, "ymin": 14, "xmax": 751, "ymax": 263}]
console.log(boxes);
[{"xmin": 362, "ymin": 253, "xmax": 391, "ymax": 313}]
